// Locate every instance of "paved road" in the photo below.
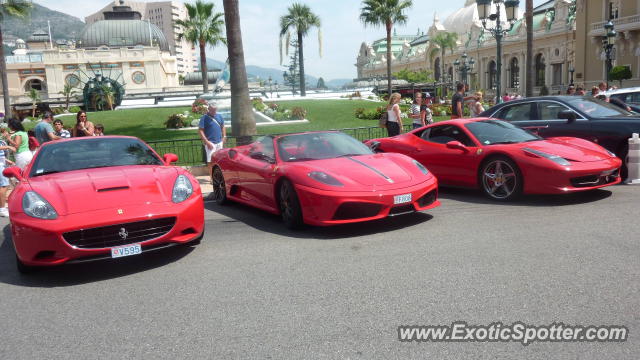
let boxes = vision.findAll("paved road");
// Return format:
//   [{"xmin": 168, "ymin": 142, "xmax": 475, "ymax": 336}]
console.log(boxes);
[{"xmin": 0, "ymin": 185, "xmax": 638, "ymax": 359}]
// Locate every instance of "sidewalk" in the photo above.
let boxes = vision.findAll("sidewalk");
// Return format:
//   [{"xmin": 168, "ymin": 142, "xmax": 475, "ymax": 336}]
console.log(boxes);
[{"xmin": 196, "ymin": 175, "xmax": 213, "ymax": 196}]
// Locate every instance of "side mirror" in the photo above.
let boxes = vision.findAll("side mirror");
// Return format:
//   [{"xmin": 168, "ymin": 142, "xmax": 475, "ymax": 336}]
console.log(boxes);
[
  {"xmin": 163, "ymin": 153, "xmax": 178, "ymax": 165},
  {"xmin": 446, "ymin": 140, "xmax": 467, "ymax": 151},
  {"xmin": 3, "ymin": 166, "xmax": 23, "ymax": 181},
  {"xmin": 558, "ymin": 110, "xmax": 577, "ymax": 123}
]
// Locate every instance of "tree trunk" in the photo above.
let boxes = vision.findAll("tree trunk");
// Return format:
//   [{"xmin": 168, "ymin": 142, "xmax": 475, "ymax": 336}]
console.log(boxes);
[
  {"xmin": 525, "ymin": 0, "xmax": 533, "ymax": 97},
  {"xmin": 223, "ymin": 0, "xmax": 256, "ymax": 145},
  {"xmin": 298, "ymin": 31, "xmax": 306, "ymax": 97},
  {"xmin": 386, "ymin": 21, "xmax": 392, "ymax": 96},
  {"xmin": 199, "ymin": 39, "xmax": 209, "ymax": 94},
  {"xmin": 0, "ymin": 24, "xmax": 12, "ymax": 119},
  {"xmin": 441, "ymin": 48, "xmax": 446, "ymax": 98}
]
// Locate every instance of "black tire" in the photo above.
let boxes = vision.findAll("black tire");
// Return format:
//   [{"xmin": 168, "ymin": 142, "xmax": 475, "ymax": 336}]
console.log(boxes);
[
  {"xmin": 279, "ymin": 180, "xmax": 304, "ymax": 229},
  {"xmin": 479, "ymin": 156, "xmax": 523, "ymax": 201},
  {"xmin": 16, "ymin": 255, "xmax": 39, "ymax": 274},
  {"xmin": 211, "ymin": 167, "xmax": 228, "ymax": 205}
]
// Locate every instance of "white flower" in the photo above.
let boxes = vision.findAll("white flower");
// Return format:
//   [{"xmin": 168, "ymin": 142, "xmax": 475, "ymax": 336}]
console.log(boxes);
[{"xmin": 191, "ymin": 119, "xmax": 199, "ymax": 127}]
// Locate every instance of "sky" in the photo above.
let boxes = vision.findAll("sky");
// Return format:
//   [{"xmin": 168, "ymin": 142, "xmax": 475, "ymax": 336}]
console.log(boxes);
[{"xmin": 38, "ymin": 0, "xmax": 548, "ymax": 81}]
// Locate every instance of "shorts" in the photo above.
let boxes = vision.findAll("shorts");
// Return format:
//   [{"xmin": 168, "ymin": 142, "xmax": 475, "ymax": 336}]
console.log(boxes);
[
  {"xmin": 0, "ymin": 165, "xmax": 8, "ymax": 187},
  {"xmin": 204, "ymin": 141, "xmax": 224, "ymax": 163},
  {"xmin": 412, "ymin": 123, "xmax": 423, "ymax": 129}
]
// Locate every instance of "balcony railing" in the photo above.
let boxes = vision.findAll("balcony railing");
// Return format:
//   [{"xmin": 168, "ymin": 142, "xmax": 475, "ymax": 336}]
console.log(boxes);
[
  {"xmin": 5, "ymin": 54, "xmax": 43, "ymax": 64},
  {"xmin": 591, "ymin": 15, "xmax": 640, "ymax": 33}
]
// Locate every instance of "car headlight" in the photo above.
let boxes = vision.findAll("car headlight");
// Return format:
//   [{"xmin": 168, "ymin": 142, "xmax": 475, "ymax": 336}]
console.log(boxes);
[
  {"xmin": 523, "ymin": 148, "xmax": 571, "ymax": 166},
  {"xmin": 23, "ymin": 191, "xmax": 58, "ymax": 220},
  {"xmin": 412, "ymin": 160, "xmax": 429, "ymax": 175},
  {"xmin": 308, "ymin": 171, "xmax": 343, "ymax": 186},
  {"xmin": 172, "ymin": 174, "xmax": 193, "ymax": 203}
]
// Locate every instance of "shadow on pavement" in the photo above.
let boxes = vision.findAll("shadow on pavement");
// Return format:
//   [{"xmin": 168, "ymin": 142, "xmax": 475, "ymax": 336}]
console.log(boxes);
[
  {"xmin": 437, "ymin": 186, "xmax": 614, "ymax": 206},
  {"xmin": 204, "ymin": 200, "xmax": 434, "ymax": 240},
  {"xmin": 0, "ymin": 225, "xmax": 196, "ymax": 288}
]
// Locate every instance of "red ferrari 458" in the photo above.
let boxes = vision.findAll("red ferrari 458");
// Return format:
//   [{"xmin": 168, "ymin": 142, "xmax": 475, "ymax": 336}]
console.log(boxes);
[
  {"xmin": 365, "ymin": 119, "xmax": 621, "ymax": 200},
  {"xmin": 4, "ymin": 136, "xmax": 204, "ymax": 273},
  {"xmin": 211, "ymin": 131, "xmax": 440, "ymax": 228}
]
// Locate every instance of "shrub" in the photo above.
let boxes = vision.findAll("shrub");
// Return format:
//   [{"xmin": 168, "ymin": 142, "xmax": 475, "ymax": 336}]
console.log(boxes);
[
  {"xmin": 165, "ymin": 113, "xmax": 189, "ymax": 129},
  {"xmin": 291, "ymin": 107, "xmax": 307, "ymax": 120},
  {"xmin": 610, "ymin": 65, "xmax": 632, "ymax": 86},
  {"xmin": 354, "ymin": 108, "xmax": 366, "ymax": 119},
  {"xmin": 252, "ymin": 98, "xmax": 266, "ymax": 112},
  {"xmin": 69, "ymin": 106, "xmax": 82, "ymax": 113},
  {"xmin": 191, "ymin": 98, "xmax": 208, "ymax": 115},
  {"xmin": 268, "ymin": 103, "xmax": 279, "ymax": 110},
  {"xmin": 273, "ymin": 111, "xmax": 287, "ymax": 121}
]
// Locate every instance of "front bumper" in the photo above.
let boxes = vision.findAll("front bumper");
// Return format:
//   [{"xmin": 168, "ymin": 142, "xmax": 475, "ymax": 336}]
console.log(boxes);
[
  {"xmin": 294, "ymin": 179, "xmax": 440, "ymax": 226},
  {"xmin": 522, "ymin": 158, "xmax": 622, "ymax": 194},
  {"xmin": 10, "ymin": 195, "xmax": 204, "ymax": 267}
]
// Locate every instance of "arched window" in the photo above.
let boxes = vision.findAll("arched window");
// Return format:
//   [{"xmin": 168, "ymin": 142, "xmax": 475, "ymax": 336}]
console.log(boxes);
[
  {"xmin": 509, "ymin": 57, "xmax": 519, "ymax": 89},
  {"xmin": 434, "ymin": 58, "xmax": 441, "ymax": 81},
  {"xmin": 535, "ymin": 53, "xmax": 546, "ymax": 86},
  {"xmin": 488, "ymin": 61, "xmax": 497, "ymax": 90},
  {"xmin": 24, "ymin": 79, "xmax": 45, "ymax": 91}
]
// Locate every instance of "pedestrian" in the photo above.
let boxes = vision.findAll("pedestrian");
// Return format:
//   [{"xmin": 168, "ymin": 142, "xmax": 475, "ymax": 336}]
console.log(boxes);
[
  {"xmin": 410, "ymin": 92, "xmax": 425, "ymax": 129},
  {"xmin": 53, "ymin": 119, "xmax": 71, "ymax": 138},
  {"xmin": 502, "ymin": 92, "xmax": 511, "ymax": 102},
  {"xmin": 72, "ymin": 110, "xmax": 95, "ymax": 137},
  {"xmin": 420, "ymin": 92, "xmax": 433, "ymax": 125},
  {"xmin": 598, "ymin": 81, "xmax": 607, "ymax": 94},
  {"xmin": 199, "ymin": 102, "xmax": 226, "ymax": 175},
  {"xmin": 566, "ymin": 85, "xmax": 576, "ymax": 95},
  {"xmin": 34, "ymin": 111, "xmax": 60, "ymax": 144},
  {"xmin": 451, "ymin": 83, "xmax": 465, "ymax": 119},
  {"xmin": 0, "ymin": 129, "xmax": 15, "ymax": 217},
  {"xmin": 469, "ymin": 91, "xmax": 485, "ymax": 118},
  {"xmin": 94, "ymin": 124, "xmax": 105, "ymax": 136},
  {"xmin": 3, "ymin": 118, "xmax": 32, "ymax": 170},
  {"xmin": 385, "ymin": 93, "xmax": 403, "ymax": 136},
  {"xmin": 576, "ymin": 86, "xmax": 586, "ymax": 96}
]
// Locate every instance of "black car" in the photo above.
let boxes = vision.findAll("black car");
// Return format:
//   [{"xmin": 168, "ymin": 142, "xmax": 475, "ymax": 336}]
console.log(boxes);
[{"xmin": 480, "ymin": 96, "xmax": 640, "ymax": 169}]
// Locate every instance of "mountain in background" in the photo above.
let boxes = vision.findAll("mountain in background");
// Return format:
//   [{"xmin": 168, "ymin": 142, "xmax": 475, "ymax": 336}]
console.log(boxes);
[
  {"xmin": 2, "ymin": 2, "xmax": 85, "ymax": 42},
  {"xmin": 206, "ymin": 58, "xmax": 350, "ymax": 89}
]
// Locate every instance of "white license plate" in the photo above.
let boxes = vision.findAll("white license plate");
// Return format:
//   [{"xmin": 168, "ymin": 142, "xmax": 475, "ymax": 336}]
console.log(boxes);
[
  {"xmin": 394, "ymin": 193, "xmax": 412, "ymax": 204},
  {"xmin": 111, "ymin": 243, "xmax": 142, "ymax": 258}
]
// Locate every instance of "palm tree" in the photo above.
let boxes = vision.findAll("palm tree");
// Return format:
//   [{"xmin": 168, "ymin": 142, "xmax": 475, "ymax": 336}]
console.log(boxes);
[
  {"xmin": 59, "ymin": 83, "xmax": 78, "ymax": 111},
  {"xmin": 100, "ymin": 85, "xmax": 115, "ymax": 111},
  {"xmin": 360, "ymin": 0, "xmax": 412, "ymax": 96},
  {"xmin": 0, "ymin": 0, "xmax": 32, "ymax": 119},
  {"xmin": 279, "ymin": 3, "xmax": 321, "ymax": 97},
  {"xmin": 222, "ymin": 0, "xmax": 255, "ymax": 145},
  {"xmin": 525, "ymin": 0, "xmax": 533, "ymax": 97},
  {"xmin": 431, "ymin": 31, "xmax": 458, "ymax": 96},
  {"xmin": 26, "ymin": 88, "xmax": 40, "ymax": 118},
  {"xmin": 175, "ymin": 0, "xmax": 226, "ymax": 94}
]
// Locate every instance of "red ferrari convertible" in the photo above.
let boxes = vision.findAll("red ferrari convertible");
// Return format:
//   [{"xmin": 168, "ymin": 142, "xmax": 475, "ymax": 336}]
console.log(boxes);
[
  {"xmin": 211, "ymin": 131, "xmax": 440, "ymax": 228},
  {"xmin": 4, "ymin": 136, "xmax": 204, "ymax": 273},
  {"xmin": 365, "ymin": 119, "xmax": 621, "ymax": 200}
]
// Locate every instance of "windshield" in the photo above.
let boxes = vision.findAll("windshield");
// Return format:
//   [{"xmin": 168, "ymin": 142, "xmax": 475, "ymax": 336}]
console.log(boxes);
[
  {"xmin": 465, "ymin": 120, "xmax": 541, "ymax": 145},
  {"xmin": 276, "ymin": 132, "xmax": 372, "ymax": 162},
  {"xmin": 29, "ymin": 137, "xmax": 163, "ymax": 177},
  {"xmin": 565, "ymin": 96, "xmax": 633, "ymax": 117}
]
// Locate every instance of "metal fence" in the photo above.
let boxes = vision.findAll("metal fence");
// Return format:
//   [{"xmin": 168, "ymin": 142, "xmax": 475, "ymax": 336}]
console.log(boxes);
[{"xmin": 147, "ymin": 124, "xmax": 414, "ymax": 166}]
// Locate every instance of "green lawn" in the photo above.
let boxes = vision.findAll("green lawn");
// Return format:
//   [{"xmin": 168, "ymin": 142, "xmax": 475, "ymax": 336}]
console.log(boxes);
[{"xmin": 42, "ymin": 100, "xmax": 449, "ymax": 142}]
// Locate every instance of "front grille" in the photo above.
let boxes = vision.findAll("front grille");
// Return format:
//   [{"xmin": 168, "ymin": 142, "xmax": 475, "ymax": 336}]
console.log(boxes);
[
  {"xmin": 388, "ymin": 204, "xmax": 416, "ymax": 216},
  {"xmin": 417, "ymin": 190, "xmax": 437, "ymax": 208},
  {"xmin": 570, "ymin": 170, "xmax": 619, "ymax": 188},
  {"xmin": 333, "ymin": 202, "xmax": 382, "ymax": 220},
  {"xmin": 63, "ymin": 217, "xmax": 176, "ymax": 249}
]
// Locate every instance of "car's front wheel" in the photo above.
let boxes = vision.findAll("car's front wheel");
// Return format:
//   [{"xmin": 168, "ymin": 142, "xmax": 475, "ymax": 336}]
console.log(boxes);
[
  {"xmin": 212, "ymin": 167, "xmax": 228, "ymax": 205},
  {"xmin": 479, "ymin": 156, "xmax": 522, "ymax": 201},
  {"xmin": 279, "ymin": 180, "xmax": 304, "ymax": 229}
]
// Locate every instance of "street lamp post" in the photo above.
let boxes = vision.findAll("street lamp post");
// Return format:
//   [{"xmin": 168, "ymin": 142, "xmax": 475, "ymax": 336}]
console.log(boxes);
[
  {"xmin": 476, "ymin": 0, "xmax": 520, "ymax": 103},
  {"xmin": 453, "ymin": 53, "xmax": 475, "ymax": 88},
  {"xmin": 603, "ymin": 20, "xmax": 616, "ymax": 90},
  {"xmin": 569, "ymin": 65, "xmax": 575, "ymax": 86},
  {"xmin": 268, "ymin": 76, "xmax": 273, "ymax": 98}
]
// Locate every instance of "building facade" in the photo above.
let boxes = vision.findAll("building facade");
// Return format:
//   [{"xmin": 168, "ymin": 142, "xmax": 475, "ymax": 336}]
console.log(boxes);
[
  {"xmin": 356, "ymin": 0, "xmax": 639, "ymax": 97},
  {"xmin": 86, "ymin": 0, "xmax": 199, "ymax": 75}
]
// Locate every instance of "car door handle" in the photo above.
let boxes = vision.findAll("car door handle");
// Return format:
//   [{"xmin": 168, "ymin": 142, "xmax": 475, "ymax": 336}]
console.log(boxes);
[{"xmin": 522, "ymin": 125, "xmax": 549, "ymax": 130}]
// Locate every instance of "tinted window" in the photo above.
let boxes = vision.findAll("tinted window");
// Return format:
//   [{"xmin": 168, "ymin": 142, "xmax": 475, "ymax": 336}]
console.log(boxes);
[
  {"xmin": 465, "ymin": 120, "xmax": 540, "ymax": 145},
  {"xmin": 565, "ymin": 97, "xmax": 632, "ymax": 117},
  {"xmin": 537, "ymin": 101, "xmax": 575, "ymax": 120},
  {"xmin": 496, "ymin": 103, "xmax": 533, "ymax": 121},
  {"xmin": 30, "ymin": 137, "xmax": 162, "ymax": 177},
  {"xmin": 249, "ymin": 136, "xmax": 275, "ymax": 162},
  {"xmin": 277, "ymin": 132, "xmax": 372, "ymax": 162},
  {"xmin": 424, "ymin": 125, "xmax": 475, "ymax": 146}
]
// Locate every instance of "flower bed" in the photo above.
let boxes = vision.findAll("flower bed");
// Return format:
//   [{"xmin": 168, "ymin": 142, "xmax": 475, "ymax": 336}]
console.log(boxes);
[{"xmin": 253, "ymin": 98, "xmax": 307, "ymax": 121}]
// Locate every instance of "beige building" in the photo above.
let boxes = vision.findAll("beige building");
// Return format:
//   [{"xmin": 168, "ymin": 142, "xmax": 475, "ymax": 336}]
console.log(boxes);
[
  {"xmin": 574, "ymin": 0, "xmax": 640, "ymax": 89},
  {"xmin": 357, "ymin": 0, "xmax": 639, "ymax": 97},
  {"xmin": 86, "ymin": 0, "xmax": 199, "ymax": 75}
]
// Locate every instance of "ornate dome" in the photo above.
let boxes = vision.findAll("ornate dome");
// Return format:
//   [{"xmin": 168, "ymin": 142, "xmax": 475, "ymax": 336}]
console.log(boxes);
[{"xmin": 77, "ymin": 20, "xmax": 170, "ymax": 52}]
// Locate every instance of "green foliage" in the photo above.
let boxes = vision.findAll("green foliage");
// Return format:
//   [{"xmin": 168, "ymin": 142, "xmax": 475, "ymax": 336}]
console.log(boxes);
[
  {"xmin": 252, "ymin": 98, "xmax": 266, "ymax": 112},
  {"xmin": 69, "ymin": 106, "xmax": 82, "ymax": 113},
  {"xmin": 164, "ymin": 114, "xmax": 190, "ymax": 129},
  {"xmin": 393, "ymin": 69, "xmax": 434, "ymax": 83},
  {"xmin": 316, "ymin": 77, "xmax": 327, "ymax": 89},
  {"xmin": 290, "ymin": 106, "xmax": 307, "ymax": 120},
  {"xmin": 610, "ymin": 65, "xmax": 632, "ymax": 86},
  {"xmin": 354, "ymin": 106, "xmax": 385, "ymax": 120}
]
